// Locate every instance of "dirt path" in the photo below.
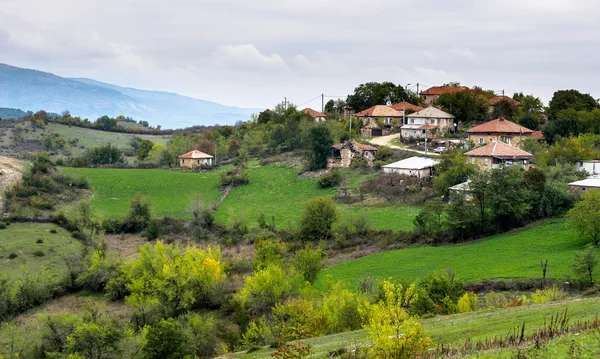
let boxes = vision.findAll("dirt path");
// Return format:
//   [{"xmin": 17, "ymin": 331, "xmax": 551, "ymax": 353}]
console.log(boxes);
[
  {"xmin": 368, "ymin": 134, "xmax": 440, "ymax": 156},
  {"xmin": 0, "ymin": 156, "xmax": 23, "ymax": 213}
]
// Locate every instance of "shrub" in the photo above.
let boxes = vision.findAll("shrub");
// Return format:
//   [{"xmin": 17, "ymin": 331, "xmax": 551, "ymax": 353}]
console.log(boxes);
[
  {"xmin": 317, "ymin": 170, "xmax": 343, "ymax": 188},
  {"xmin": 0, "ymin": 222, "xmax": 7, "ymax": 230},
  {"xmin": 457, "ymin": 292, "xmax": 478, "ymax": 313},
  {"xmin": 36, "ymin": 239, "xmax": 44, "ymax": 244},
  {"xmin": 145, "ymin": 219, "xmax": 164, "ymax": 240},
  {"xmin": 531, "ymin": 284, "xmax": 566, "ymax": 304},
  {"xmin": 292, "ymin": 245, "xmax": 326, "ymax": 284},
  {"xmin": 483, "ymin": 291, "xmax": 507, "ymax": 309},
  {"xmin": 300, "ymin": 197, "xmax": 338, "ymax": 241},
  {"xmin": 8, "ymin": 253, "xmax": 18, "ymax": 259},
  {"xmin": 121, "ymin": 193, "xmax": 151, "ymax": 233},
  {"xmin": 143, "ymin": 318, "xmax": 191, "ymax": 359},
  {"xmin": 29, "ymin": 195, "xmax": 53, "ymax": 209},
  {"xmin": 50, "ymin": 229, "xmax": 57, "ymax": 234},
  {"xmin": 76, "ymin": 250, "xmax": 122, "ymax": 291},
  {"xmin": 33, "ymin": 250, "xmax": 45, "ymax": 257},
  {"xmin": 417, "ymin": 269, "xmax": 464, "ymax": 314},
  {"xmin": 71, "ymin": 231, "xmax": 87, "ymax": 241}
]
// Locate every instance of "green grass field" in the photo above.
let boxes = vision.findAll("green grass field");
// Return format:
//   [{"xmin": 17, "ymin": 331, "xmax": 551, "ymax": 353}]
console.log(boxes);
[
  {"xmin": 318, "ymin": 220, "xmax": 597, "ymax": 288},
  {"xmin": 0, "ymin": 223, "xmax": 82, "ymax": 281},
  {"xmin": 61, "ymin": 165, "xmax": 420, "ymax": 231},
  {"xmin": 238, "ymin": 296, "xmax": 600, "ymax": 358},
  {"xmin": 60, "ymin": 167, "xmax": 228, "ymax": 219}
]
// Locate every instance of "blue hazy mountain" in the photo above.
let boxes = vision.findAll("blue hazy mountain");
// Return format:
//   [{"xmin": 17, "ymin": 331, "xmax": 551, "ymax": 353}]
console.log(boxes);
[{"xmin": 0, "ymin": 63, "xmax": 260, "ymax": 128}]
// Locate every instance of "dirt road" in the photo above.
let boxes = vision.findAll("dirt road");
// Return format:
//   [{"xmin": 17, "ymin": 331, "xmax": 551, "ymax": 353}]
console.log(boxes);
[
  {"xmin": 0, "ymin": 156, "xmax": 22, "ymax": 213},
  {"xmin": 368, "ymin": 134, "xmax": 440, "ymax": 156}
]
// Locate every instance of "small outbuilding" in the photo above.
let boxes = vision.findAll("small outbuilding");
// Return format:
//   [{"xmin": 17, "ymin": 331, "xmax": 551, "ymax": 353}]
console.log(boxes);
[
  {"xmin": 568, "ymin": 177, "xmax": 600, "ymax": 192},
  {"xmin": 382, "ymin": 156, "xmax": 439, "ymax": 178},
  {"xmin": 178, "ymin": 150, "xmax": 214, "ymax": 168},
  {"xmin": 576, "ymin": 160, "xmax": 600, "ymax": 176}
]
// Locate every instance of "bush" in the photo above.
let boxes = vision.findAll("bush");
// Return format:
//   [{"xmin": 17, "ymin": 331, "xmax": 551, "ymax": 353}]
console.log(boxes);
[
  {"xmin": 33, "ymin": 250, "xmax": 45, "ymax": 257},
  {"xmin": 292, "ymin": 245, "xmax": 326, "ymax": 284},
  {"xmin": 50, "ymin": 229, "xmax": 57, "ymax": 234},
  {"xmin": 457, "ymin": 292, "xmax": 478, "ymax": 313},
  {"xmin": 317, "ymin": 170, "xmax": 343, "ymax": 188},
  {"xmin": 300, "ymin": 197, "xmax": 338, "ymax": 241},
  {"xmin": 145, "ymin": 219, "xmax": 164, "ymax": 240},
  {"xmin": 8, "ymin": 253, "xmax": 18, "ymax": 259},
  {"xmin": 121, "ymin": 193, "xmax": 152, "ymax": 233},
  {"xmin": 531, "ymin": 284, "xmax": 566, "ymax": 304},
  {"xmin": 417, "ymin": 270, "xmax": 464, "ymax": 313},
  {"xmin": 36, "ymin": 239, "xmax": 44, "ymax": 244},
  {"xmin": 143, "ymin": 318, "xmax": 191, "ymax": 359},
  {"xmin": 0, "ymin": 222, "xmax": 7, "ymax": 230},
  {"xmin": 483, "ymin": 291, "xmax": 507, "ymax": 309}
]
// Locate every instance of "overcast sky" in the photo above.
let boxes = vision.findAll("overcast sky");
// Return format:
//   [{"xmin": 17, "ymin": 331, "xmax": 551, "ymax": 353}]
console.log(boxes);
[{"xmin": 2, "ymin": 0, "xmax": 599, "ymax": 111}]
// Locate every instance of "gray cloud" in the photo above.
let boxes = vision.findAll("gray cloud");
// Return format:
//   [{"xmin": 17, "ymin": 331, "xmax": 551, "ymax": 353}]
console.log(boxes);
[{"xmin": 1, "ymin": 0, "xmax": 600, "ymax": 110}]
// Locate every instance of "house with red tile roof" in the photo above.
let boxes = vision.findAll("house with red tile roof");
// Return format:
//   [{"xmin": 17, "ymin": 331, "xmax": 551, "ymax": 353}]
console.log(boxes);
[
  {"xmin": 488, "ymin": 96, "xmax": 521, "ymax": 107},
  {"xmin": 467, "ymin": 117, "xmax": 534, "ymax": 147},
  {"xmin": 178, "ymin": 150, "xmax": 214, "ymax": 168},
  {"xmin": 465, "ymin": 141, "xmax": 533, "ymax": 170},
  {"xmin": 421, "ymin": 85, "xmax": 469, "ymax": 105},
  {"xmin": 301, "ymin": 108, "xmax": 326, "ymax": 122},
  {"xmin": 390, "ymin": 102, "xmax": 424, "ymax": 113},
  {"xmin": 355, "ymin": 105, "xmax": 404, "ymax": 137}
]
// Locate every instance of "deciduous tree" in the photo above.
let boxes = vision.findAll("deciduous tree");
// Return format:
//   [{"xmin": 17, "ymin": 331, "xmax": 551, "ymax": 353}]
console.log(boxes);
[{"xmin": 567, "ymin": 190, "xmax": 600, "ymax": 245}]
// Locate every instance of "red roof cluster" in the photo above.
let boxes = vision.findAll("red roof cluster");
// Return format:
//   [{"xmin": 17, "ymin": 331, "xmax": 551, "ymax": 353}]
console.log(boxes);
[
  {"xmin": 353, "ymin": 141, "xmax": 378, "ymax": 151},
  {"xmin": 465, "ymin": 141, "xmax": 533, "ymax": 159},
  {"xmin": 355, "ymin": 105, "xmax": 403, "ymax": 117},
  {"xmin": 468, "ymin": 118, "xmax": 533, "ymax": 134},
  {"xmin": 531, "ymin": 131, "xmax": 544, "ymax": 140},
  {"xmin": 390, "ymin": 102, "xmax": 424, "ymax": 112},
  {"xmin": 301, "ymin": 108, "xmax": 326, "ymax": 118},
  {"xmin": 421, "ymin": 85, "xmax": 469, "ymax": 96},
  {"xmin": 489, "ymin": 96, "xmax": 521, "ymax": 106},
  {"xmin": 178, "ymin": 150, "xmax": 213, "ymax": 159}
]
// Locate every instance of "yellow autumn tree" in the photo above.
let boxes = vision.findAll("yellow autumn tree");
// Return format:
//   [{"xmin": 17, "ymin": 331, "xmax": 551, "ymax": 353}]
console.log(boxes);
[{"xmin": 359, "ymin": 280, "xmax": 432, "ymax": 359}]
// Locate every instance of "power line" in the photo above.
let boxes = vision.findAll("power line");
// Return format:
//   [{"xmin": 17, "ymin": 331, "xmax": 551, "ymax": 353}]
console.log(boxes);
[{"xmin": 297, "ymin": 94, "xmax": 322, "ymax": 108}]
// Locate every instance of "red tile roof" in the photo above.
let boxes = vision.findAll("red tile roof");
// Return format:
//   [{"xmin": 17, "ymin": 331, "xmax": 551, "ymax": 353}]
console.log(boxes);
[
  {"xmin": 390, "ymin": 102, "xmax": 424, "ymax": 112},
  {"xmin": 489, "ymin": 96, "xmax": 521, "ymax": 106},
  {"xmin": 419, "ymin": 125, "xmax": 438, "ymax": 130},
  {"xmin": 531, "ymin": 131, "xmax": 544, "ymax": 140},
  {"xmin": 178, "ymin": 150, "xmax": 213, "ymax": 159},
  {"xmin": 465, "ymin": 141, "xmax": 533, "ymax": 159},
  {"xmin": 355, "ymin": 105, "xmax": 403, "ymax": 118},
  {"xmin": 467, "ymin": 117, "xmax": 533, "ymax": 134},
  {"xmin": 421, "ymin": 85, "xmax": 469, "ymax": 96},
  {"xmin": 353, "ymin": 141, "xmax": 378, "ymax": 151},
  {"xmin": 301, "ymin": 108, "xmax": 326, "ymax": 118}
]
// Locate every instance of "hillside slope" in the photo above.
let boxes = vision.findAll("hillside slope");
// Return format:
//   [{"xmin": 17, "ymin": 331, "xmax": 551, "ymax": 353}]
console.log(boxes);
[{"xmin": 0, "ymin": 63, "xmax": 259, "ymax": 128}]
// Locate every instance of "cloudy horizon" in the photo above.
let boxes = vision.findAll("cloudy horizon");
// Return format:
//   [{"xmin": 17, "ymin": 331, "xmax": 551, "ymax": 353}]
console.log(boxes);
[{"xmin": 2, "ymin": 0, "xmax": 599, "ymax": 112}]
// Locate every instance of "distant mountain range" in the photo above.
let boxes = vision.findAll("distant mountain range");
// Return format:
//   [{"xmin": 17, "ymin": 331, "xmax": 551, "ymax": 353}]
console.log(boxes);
[{"xmin": 0, "ymin": 64, "xmax": 260, "ymax": 128}]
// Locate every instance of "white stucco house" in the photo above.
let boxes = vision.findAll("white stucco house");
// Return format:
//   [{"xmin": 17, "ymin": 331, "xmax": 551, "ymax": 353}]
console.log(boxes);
[
  {"xmin": 382, "ymin": 156, "xmax": 439, "ymax": 178},
  {"xmin": 576, "ymin": 160, "xmax": 600, "ymax": 176},
  {"xmin": 400, "ymin": 106, "xmax": 455, "ymax": 140}
]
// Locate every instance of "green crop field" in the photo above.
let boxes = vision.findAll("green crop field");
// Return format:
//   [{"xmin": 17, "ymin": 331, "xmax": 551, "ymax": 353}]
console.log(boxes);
[
  {"xmin": 61, "ymin": 165, "xmax": 421, "ymax": 231},
  {"xmin": 237, "ymin": 296, "xmax": 600, "ymax": 358},
  {"xmin": 60, "ymin": 167, "xmax": 228, "ymax": 219},
  {"xmin": 0, "ymin": 223, "xmax": 82, "ymax": 281},
  {"xmin": 318, "ymin": 220, "xmax": 597, "ymax": 288}
]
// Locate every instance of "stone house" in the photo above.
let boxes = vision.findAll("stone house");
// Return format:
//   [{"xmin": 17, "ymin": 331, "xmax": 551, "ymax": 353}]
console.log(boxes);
[
  {"xmin": 178, "ymin": 150, "xmax": 214, "ymax": 168},
  {"xmin": 467, "ymin": 117, "xmax": 534, "ymax": 147},
  {"xmin": 301, "ymin": 108, "xmax": 326, "ymax": 122},
  {"xmin": 329, "ymin": 141, "xmax": 378, "ymax": 168},
  {"xmin": 401, "ymin": 106, "xmax": 455, "ymax": 140},
  {"xmin": 355, "ymin": 105, "xmax": 403, "ymax": 137},
  {"xmin": 420, "ymin": 85, "xmax": 469, "ymax": 105}
]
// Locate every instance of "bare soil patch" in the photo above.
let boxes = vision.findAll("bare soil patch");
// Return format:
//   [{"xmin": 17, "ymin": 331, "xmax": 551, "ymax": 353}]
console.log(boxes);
[{"xmin": 0, "ymin": 156, "xmax": 22, "ymax": 213}]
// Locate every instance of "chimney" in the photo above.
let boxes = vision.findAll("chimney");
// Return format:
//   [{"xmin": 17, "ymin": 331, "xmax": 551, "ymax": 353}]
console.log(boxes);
[{"xmin": 499, "ymin": 117, "xmax": 505, "ymax": 121}]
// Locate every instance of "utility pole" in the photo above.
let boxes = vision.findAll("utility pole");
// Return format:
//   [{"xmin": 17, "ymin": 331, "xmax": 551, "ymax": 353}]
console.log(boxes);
[
  {"xmin": 349, "ymin": 113, "xmax": 352, "ymax": 140},
  {"xmin": 284, "ymin": 97, "xmax": 287, "ymax": 110},
  {"xmin": 321, "ymin": 93, "xmax": 324, "ymax": 113},
  {"xmin": 416, "ymin": 83, "xmax": 420, "ymax": 96}
]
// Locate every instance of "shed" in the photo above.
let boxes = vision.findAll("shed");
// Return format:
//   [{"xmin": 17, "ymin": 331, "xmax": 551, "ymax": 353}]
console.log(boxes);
[
  {"xmin": 382, "ymin": 156, "xmax": 439, "ymax": 178},
  {"xmin": 576, "ymin": 160, "xmax": 600, "ymax": 176},
  {"xmin": 568, "ymin": 177, "xmax": 600, "ymax": 192}
]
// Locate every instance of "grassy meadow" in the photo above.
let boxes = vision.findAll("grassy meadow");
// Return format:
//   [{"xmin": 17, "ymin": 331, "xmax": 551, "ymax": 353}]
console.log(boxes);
[
  {"xmin": 318, "ymin": 220, "xmax": 597, "ymax": 288},
  {"xmin": 237, "ymin": 296, "xmax": 600, "ymax": 358},
  {"xmin": 0, "ymin": 223, "xmax": 82, "ymax": 281},
  {"xmin": 60, "ymin": 167, "xmax": 229, "ymax": 219},
  {"xmin": 62, "ymin": 164, "xmax": 420, "ymax": 231}
]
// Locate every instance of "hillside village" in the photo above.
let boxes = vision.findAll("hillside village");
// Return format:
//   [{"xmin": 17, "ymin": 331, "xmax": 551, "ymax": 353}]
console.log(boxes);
[{"xmin": 3, "ymin": 81, "xmax": 600, "ymax": 358}]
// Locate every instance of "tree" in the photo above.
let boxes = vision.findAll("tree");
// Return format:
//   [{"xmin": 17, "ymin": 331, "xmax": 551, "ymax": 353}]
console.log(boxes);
[
  {"xmin": 573, "ymin": 244, "xmax": 598, "ymax": 286},
  {"xmin": 122, "ymin": 193, "xmax": 152, "ymax": 233},
  {"xmin": 515, "ymin": 112, "xmax": 541, "ymax": 131},
  {"xmin": 446, "ymin": 193, "xmax": 477, "ymax": 241},
  {"xmin": 488, "ymin": 167, "xmax": 531, "ymax": 232},
  {"xmin": 143, "ymin": 318, "xmax": 191, "ymax": 359},
  {"xmin": 516, "ymin": 94, "xmax": 545, "ymax": 115},
  {"xmin": 413, "ymin": 199, "xmax": 446, "ymax": 241},
  {"xmin": 567, "ymin": 190, "xmax": 600, "ymax": 245},
  {"xmin": 346, "ymin": 82, "xmax": 419, "ymax": 112},
  {"xmin": 491, "ymin": 99, "xmax": 518, "ymax": 120},
  {"xmin": 81, "ymin": 144, "xmax": 124, "ymax": 165},
  {"xmin": 300, "ymin": 197, "xmax": 338, "ymax": 241},
  {"xmin": 359, "ymin": 281, "xmax": 431, "ymax": 359},
  {"xmin": 541, "ymin": 134, "xmax": 599, "ymax": 166},
  {"xmin": 432, "ymin": 151, "xmax": 477, "ymax": 194},
  {"xmin": 292, "ymin": 245, "xmax": 327, "ymax": 284},
  {"xmin": 95, "ymin": 116, "xmax": 118, "ymax": 131},
  {"xmin": 136, "ymin": 139, "xmax": 155, "ymax": 161},
  {"xmin": 547, "ymin": 89, "xmax": 598, "ymax": 120},
  {"xmin": 543, "ymin": 108, "xmax": 579, "ymax": 143},
  {"xmin": 436, "ymin": 90, "xmax": 489, "ymax": 126},
  {"xmin": 305, "ymin": 125, "xmax": 333, "ymax": 170}
]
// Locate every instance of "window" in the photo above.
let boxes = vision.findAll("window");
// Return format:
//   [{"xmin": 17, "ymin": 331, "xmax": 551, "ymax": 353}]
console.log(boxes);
[
  {"xmin": 410, "ymin": 119, "xmax": 414, "ymax": 124},
  {"xmin": 502, "ymin": 136, "xmax": 511, "ymax": 144},
  {"xmin": 484, "ymin": 158, "xmax": 488, "ymax": 164},
  {"xmin": 479, "ymin": 137, "xmax": 484, "ymax": 144}
]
